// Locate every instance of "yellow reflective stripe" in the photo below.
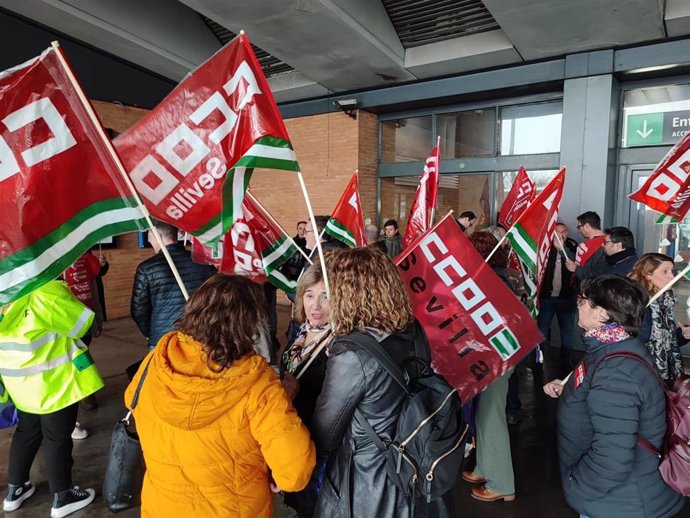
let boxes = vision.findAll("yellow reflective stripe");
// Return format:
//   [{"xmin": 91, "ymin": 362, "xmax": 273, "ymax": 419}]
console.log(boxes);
[
  {"xmin": 0, "ymin": 333, "xmax": 58, "ymax": 352},
  {"xmin": 68, "ymin": 308, "xmax": 93, "ymax": 338},
  {"xmin": 0, "ymin": 343, "xmax": 82, "ymax": 377}
]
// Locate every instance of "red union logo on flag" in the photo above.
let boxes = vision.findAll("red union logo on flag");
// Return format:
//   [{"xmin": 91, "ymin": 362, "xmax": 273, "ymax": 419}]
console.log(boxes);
[
  {"xmin": 396, "ymin": 216, "xmax": 543, "ymax": 400},
  {"xmin": 498, "ymin": 167, "xmax": 535, "ymax": 228},
  {"xmin": 630, "ymin": 132, "xmax": 690, "ymax": 220},
  {"xmin": 0, "ymin": 46, "xmax": 144, "ymax": 305},
  {"xmin": 115, "ymin": 34, "xmax": 299, "ymax": 244}
]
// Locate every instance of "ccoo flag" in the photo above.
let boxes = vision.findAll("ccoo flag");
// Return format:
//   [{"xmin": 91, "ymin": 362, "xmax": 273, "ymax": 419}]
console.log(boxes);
[
  {"xmin": 0, "ymin": 46, "xmax": 145, "ymax": 306},
  {"xmin": 402, "ymin": 142, "xmax": 440, "ymax": 249},
  {"xmin": 498, "ymin": 167, "xmax": 536, "ymax": 228},
  {"xmin": 396, "ymin": 215, "xmax": 543, "ymax": 401},
  {"xmin": 506, "ymin": 168, "xmax": 565, "ymax": 317},
  {"xmin": 115, "ymin": 33, "xmax": 299, "ymax": 245},
  {"xmin": 324, "ymin": 172, "xmax": 367, "ymax": 247},
  {"xmin": 193, "ymin": 192, "xmax": 299, "ymax": 293},
  {"xmin": 629, "ymin": 131, "xmax": 690, "ymax": 220}
]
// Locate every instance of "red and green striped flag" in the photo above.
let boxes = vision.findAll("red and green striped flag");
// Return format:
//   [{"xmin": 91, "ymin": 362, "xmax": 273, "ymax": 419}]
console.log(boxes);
[
  {"xmin": 506, "ymin": 168, "xmax": 565, "ymax": 316},
  {"xmin": 325, "ymin": 172, "xmax": 366, "ymax": 247},
  {"xmin": 0, "ymin": 46, "xmax": 145, "ymax": 306},
  {"xmin": 115, "ymin": 33, "xmax": 299, "ymax": 246},
  {"xmin": 192, "ymin": 192, "xmax": 300, "ymax": 293}
]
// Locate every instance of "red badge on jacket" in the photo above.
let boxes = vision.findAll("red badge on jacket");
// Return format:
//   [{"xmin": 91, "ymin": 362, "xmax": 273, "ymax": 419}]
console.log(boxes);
[{"xmin": 574, "ymin": 363, "xmax": 587, "ymax": 389}]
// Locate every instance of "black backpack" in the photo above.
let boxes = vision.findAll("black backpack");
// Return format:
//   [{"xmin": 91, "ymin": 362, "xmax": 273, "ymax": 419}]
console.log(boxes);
[{"xmin": 341, "ymin": 328, "xmax": 468, "ymax": 504}]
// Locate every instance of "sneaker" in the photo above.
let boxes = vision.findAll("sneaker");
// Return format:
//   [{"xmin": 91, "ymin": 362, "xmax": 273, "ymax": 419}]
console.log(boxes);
[
  {"xmin": 3, "ymin": 481, "xmax": 35, "ymax": 511},
  {"xmin": 71, "ymin": 423, "xmax": 88, "ymax": 440},
  {"xmin": 50, "ymin": 486, "xmax": 95, "ymax": 518}
]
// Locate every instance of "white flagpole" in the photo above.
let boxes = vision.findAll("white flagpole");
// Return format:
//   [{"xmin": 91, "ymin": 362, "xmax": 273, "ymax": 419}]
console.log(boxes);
[
  {"xmin": 553, "ymin": 231, "xmax": 569, "ymax": 258},
  {"xmin": 297, "ymin": 171, "xmax": 330, "ymax": 297},
  {"xmin": 51, "ymin": 41, "xmax": 190, "ymax": 300},
  {"xmin": 647, "ymin": 262, "xmax": 690, "ymax": 307}
]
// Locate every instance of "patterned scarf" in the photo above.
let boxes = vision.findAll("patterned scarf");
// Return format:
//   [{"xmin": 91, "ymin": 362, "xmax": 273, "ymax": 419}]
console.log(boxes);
[
  {"xmin": 283, "ymin": 323, "xmax": 332, "ymax": 375},
  {"xmin": 584, "ymin": 322, "xmax": 630, "ymax": 344}
]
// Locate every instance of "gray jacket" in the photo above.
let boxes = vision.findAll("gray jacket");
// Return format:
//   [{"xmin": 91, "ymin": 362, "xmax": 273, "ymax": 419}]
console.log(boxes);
[{"xmin": 558, "ymin": 335, "xmax": 684, "ymax": 518}]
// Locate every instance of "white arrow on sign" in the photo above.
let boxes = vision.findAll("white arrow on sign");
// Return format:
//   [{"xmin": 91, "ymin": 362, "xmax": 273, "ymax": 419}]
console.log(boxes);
[{"xmin": 636, "ymin": 120, "xmax": 654, "ymax": 139}]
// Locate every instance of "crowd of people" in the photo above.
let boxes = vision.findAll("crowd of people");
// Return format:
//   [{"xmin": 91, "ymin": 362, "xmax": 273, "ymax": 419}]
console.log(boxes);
[{"xmin": 0, "ymin": 209, "xmax": 687, "ymax": 518}]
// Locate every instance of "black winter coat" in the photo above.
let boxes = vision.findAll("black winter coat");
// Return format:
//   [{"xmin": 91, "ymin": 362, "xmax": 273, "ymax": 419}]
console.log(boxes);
[
  {"xmin": 312, "ymin": 326, "xmax": 417, "ymax": 518},
  {"xmin": 130, "ymin": 244, "xmax": 215, "ymax": 347},
  {"xmin": 557, "ymin": 335, "xmax": 684, "ymax": 518}
]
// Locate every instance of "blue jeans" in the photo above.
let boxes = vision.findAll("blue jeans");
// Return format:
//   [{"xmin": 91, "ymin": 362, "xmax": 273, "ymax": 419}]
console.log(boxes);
[{"xmin": 537, "ymin": 297, "xmax": 575, "ymax": 353}]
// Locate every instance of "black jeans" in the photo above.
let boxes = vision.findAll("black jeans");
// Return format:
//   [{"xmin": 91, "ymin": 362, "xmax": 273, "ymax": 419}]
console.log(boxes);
[{"xmin": 9, "ymin": 403, "xmax": 79, "ymax": 493}]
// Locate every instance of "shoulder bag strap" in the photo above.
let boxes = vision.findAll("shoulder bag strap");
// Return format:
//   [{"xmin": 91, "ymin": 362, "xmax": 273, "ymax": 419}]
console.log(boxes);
[
  {"xmin": 336, "ymin": 331, "xmax": 409, "ymax": 393},
  {"xmin": 595, "ymin": 351, "xmax": 663, "ymax": 457},
  {"xmin": 123, "ymin": 355, "xmax": 154, "ymax": 424}
]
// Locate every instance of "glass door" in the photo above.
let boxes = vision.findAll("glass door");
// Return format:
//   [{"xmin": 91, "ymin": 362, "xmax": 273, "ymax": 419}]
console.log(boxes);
[{"xmin": 629, "ymin": 167, "xmax": 690, "ymax": 326}]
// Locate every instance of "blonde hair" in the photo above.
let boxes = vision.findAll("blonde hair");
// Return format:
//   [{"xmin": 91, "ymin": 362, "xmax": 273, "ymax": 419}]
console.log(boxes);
[
  {"xmin": 628, "ymin": 253, "xmax": 674, "ymax": 295},
  {"xmin": 295, "ymin": 262, "xmax": 326, "ymax": 324},
  {"xmin": 328, "ymin": 247, "xmax": 413, "ymax": 335}
]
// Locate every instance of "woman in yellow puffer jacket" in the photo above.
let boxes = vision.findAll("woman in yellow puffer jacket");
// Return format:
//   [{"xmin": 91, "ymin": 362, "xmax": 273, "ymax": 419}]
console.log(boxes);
[{"xmin": 125, "ymin": 274, "xmax": 316, "ymax": 518}]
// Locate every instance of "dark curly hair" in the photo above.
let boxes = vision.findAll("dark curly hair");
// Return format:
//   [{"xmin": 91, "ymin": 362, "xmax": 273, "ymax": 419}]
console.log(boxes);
[
  {"xmin": 176, "ymin": 273, "xmax": 268, "ymax": 371},
  {"xmin": 579, "ymin": 274, "xmax": 648, "ymax": 335}
]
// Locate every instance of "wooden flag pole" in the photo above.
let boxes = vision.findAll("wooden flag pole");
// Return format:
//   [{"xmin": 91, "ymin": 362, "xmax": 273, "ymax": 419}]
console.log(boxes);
[
  {"xmin": 430, "ymin": 136, "xmax": 441, "ymax": 226},
  {"xmin": 51, "ymin": 41, "xmax": 190, "ymax": 300},
  {"xmin": 553, "ymin": 231, "xmax": 569, "ymax": 259}
]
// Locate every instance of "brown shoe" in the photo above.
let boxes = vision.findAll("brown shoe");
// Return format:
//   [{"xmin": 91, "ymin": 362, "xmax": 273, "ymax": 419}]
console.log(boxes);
[
  {"xmin": 471, "ymin": 485, "xmax": 515, "ymax": 502},
  {"xmin": 462, "ymin": 471, "xmax": 486, "ymax": 484}
]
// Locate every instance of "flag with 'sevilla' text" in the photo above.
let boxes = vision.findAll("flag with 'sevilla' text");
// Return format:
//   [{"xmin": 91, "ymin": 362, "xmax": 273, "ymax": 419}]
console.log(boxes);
[
  {"xmin": 395, "ymin": 215, "xmax": 543, "ymax": 401},
  {"xmin": 0, "ymin": 45, "xmax": 145, "ymax": 306},
  {"xmin": 115, "ymin": 33, "xmax": 299, "ymax": 246}
]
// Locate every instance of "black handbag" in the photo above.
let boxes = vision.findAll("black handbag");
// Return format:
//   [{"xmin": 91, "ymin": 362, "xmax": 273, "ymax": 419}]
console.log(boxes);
[{"xmin": 103, "ymin": 358, "xmax": 152, "ymax": 512}]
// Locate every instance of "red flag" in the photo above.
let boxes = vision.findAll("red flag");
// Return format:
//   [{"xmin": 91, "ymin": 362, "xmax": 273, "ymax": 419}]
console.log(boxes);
[
  {"xmin": 402, "ymin": 143, "xmax": 440, "ymax": 248},
  {"xmin": 324, "ymin": 172, "xmax": 366, "ymax": 247},
  {"xmin": 0, "ymin": 46, "xmax": 144, "ymax": 306},
  {"xmin": 498, "ymin": 167, "xmax": 536, "ymax": 228},
  {"xmin": 115, "ymin": 33, "xmax": 299, "ymax": 245},
  {"xmin": 396, "ymin": 216, "xmax": 543, "ymax": 401},
  {"xmin": 629, "ymin": 132, "xmax": 690, "ymax": 220},
  {"xmin": 193, "ymin": 193, "xmax": 299, "ymax": 293},
  {"xmin": 506, "ymin": 169, "xmax": 565, "ymax": 316}
]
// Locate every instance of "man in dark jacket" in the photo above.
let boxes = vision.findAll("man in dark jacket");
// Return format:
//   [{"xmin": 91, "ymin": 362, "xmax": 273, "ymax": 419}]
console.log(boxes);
[
  {"xmin": 565, "ymin": 211, "xmax": 608, "ymax": 286},
  {"xmin": 538, "ymin": 223, "xmax": 577, "ymax": 373},
  {"xmin": 602, "ymin": 226, "xmax": 638, "ymax": 276},
  {"xmin": 130, "ymin": 221, "xmax": 215, "ymax": 349}
]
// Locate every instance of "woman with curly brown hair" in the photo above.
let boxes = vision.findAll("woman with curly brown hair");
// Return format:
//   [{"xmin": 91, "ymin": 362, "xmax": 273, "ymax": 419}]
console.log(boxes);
[
  {"xmin": 125, "ymin": 273, "xmax": 316, "ymax": 518},
  {"xmin": 311, "ymin": 247, "xmax": 423, "ymax": 518}
]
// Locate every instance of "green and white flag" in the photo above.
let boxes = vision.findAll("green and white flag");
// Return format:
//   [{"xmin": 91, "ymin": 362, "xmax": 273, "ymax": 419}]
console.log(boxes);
[{"xmin": 656, "ymin": 212, "xmax": 679, "ymax": 224}]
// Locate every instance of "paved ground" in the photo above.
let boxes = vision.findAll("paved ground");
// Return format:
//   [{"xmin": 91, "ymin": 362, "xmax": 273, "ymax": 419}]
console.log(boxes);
[{"xmin": 1, "ymin": 311, "xmax": 688, "ymax": 518}]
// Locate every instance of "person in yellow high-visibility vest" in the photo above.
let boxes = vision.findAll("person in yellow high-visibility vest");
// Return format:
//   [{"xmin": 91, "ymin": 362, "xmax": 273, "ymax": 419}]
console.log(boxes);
[{"xmin": 0, "ymin": 280, "xmax": 104, "ymax": 518}]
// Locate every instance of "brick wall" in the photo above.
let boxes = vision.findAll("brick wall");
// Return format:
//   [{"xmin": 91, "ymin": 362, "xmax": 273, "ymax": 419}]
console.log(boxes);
[
  {"xmin": 92, "ymin": 101, "xmax": 152, "ymax": 320},
  {"xmin": 90, "ymin": 102, "xmax": 382, "ymax": 319}
]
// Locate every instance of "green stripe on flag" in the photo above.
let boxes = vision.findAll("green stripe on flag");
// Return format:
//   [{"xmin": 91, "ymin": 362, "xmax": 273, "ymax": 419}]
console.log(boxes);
[
  {"xmin": 0, "ymin": 201, "xmax": 145, "ymax": 306},
  {"xmin": 262, "ymin": 235, "xmax": 297, "ymax": 275},
  {"xmin": 507, "ymin": 223, "xmax": 537, "ymax": 273},
  {"xmin": 324, "ymin": 219, "xmax": 357, "ymax": 248},
  {"xmin": 656, "ymin": 213, "xmax": 678, "ymax": 224},
  {"xmin": 268, "ymin": 269, "xmax": 297, "ymax": 294}
]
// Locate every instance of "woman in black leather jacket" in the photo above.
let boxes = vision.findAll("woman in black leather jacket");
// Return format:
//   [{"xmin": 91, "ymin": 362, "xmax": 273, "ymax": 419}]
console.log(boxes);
[{"xmin": 311, "ymin": 247, "xmax": 419, "ymax": 518}]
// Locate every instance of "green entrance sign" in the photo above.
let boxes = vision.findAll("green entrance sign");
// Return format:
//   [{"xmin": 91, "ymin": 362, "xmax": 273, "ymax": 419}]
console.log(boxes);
[{"xmin": 626, "ymin": 113, "xmax": 663, "ymax": 147}]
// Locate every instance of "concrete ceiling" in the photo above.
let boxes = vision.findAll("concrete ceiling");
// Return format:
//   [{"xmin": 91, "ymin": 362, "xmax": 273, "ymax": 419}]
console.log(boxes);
[{"xmin": 1, "ymin": 0, "xmax": 689, "ymax": 105}]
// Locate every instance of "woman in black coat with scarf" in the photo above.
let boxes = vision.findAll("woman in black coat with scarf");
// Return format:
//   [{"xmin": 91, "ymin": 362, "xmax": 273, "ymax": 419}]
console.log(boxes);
[{"xmin": 544, "ymin": 275, "xmax": 683, "ymax": 518}]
